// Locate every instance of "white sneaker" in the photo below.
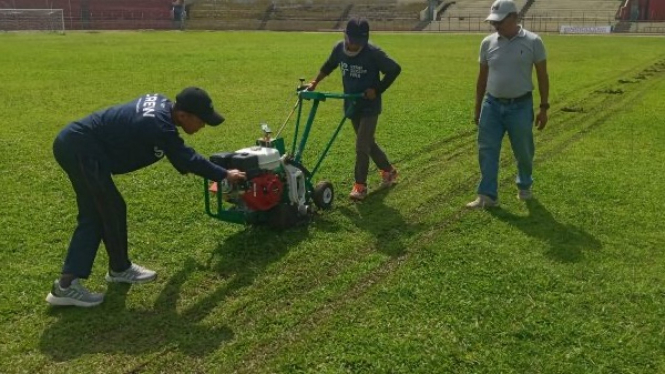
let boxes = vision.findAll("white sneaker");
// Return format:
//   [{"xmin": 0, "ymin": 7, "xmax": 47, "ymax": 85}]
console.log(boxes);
[
  {"xmin": 465, "ymin": 194, "xmax": 498, "ymax": 209},
  {"xmin": 517, "ymin": 189, "xmax": 533, "ymax": 200},
  {"xmin": 105, "ymin": 263, "xmax": 157, "ymax": 284}
]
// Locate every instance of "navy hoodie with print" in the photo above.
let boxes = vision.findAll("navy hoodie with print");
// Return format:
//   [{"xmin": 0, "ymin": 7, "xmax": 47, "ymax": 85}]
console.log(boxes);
[
  {"xmin": 55, "ymin": 93, "xmax": 227, "ymax": 181},
  {"xmin": 320, "ymin": 41, "xmax": 401, "ymax": 116}
]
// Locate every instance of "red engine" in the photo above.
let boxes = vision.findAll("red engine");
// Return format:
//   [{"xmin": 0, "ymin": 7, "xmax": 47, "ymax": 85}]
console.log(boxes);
[{"xmin": 241, "ymin": 172, "xmax": 284, "ymax": 211}]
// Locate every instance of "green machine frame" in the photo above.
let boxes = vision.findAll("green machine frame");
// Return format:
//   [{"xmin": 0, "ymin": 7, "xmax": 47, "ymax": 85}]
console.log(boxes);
[{"xmin": 204, "ymin": 89, "xmax": 363, "ymax": 224}]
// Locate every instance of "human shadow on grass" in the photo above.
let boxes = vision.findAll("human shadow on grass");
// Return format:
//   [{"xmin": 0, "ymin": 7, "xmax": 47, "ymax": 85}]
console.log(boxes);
[
  {"xmin": 488, "ymin": 198, "xmax": 602, "ymax": 262},
  {"xmin": 184, "ymin": 224, "xmax": 311, "ymax": 321},
  {"xmin": 40, "ymin": 222, "xmax": 312, "ymax": 362},
  {"xmin": 40, "ymin": 258, "xmax": 234, "ymax": 362},
  {"xmin": 337, "ymin": 188, "xmax": 421, "ymax": 257}
]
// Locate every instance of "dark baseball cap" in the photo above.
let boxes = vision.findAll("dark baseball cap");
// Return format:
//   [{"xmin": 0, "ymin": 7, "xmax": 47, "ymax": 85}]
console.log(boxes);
[
  {"xmin": 345, "ymin": 18, "xmax": 369, "ymax": 46},
  {"xmin": 175, "ymin": 87, "xmax": 225, "ymax": 126}
]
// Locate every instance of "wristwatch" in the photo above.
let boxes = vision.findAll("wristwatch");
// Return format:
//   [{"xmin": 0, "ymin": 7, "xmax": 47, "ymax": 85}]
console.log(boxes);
[{"xmin": 539, "ymin": 103, "xmax": 550, "ymax": 110}]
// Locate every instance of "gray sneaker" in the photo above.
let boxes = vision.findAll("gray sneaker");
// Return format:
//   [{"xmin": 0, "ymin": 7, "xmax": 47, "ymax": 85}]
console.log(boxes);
[
  {"xmin": 105, "ymin": 263, "xmax": 157, "ymax": 284},
  {"xmin": 46, "ymin": 279, "xmax": 104, "ymax": 307},
  {"xmin": 465, "ymin": 194, "xmax": 498, "ymax": 209},
  {"xmin": 517, "ymin": 189, "xmax": 533, "ymax": 200}
]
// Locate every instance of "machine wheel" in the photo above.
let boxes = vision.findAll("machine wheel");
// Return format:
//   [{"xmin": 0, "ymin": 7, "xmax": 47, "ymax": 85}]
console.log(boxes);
[{"xmin": 313, "ymin": 181, "xmax": 334, "ymax": 210}]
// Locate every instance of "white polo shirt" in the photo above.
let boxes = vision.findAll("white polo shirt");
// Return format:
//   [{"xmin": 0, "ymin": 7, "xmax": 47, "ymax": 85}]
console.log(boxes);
[{"xmin": 479, "ymin": 26, "xmax": 547, "ymax": 99}]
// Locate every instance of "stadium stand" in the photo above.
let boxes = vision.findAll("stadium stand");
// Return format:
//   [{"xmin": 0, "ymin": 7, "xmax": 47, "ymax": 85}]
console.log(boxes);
[
  {"xmin": 0, "ymin": 0, "xmax": 172, "ymax": 30},
  {"xmin": 348, "ymin": 1, "xmax": 425, "ymax": 30},
  {"xmin": 1, "ymin": 0, "xmax": 661, "ymax": 33},
  {"xmin": 0, "ymin": 0, "xmax": 72, "ymax": 9},
  {"xmin": 258, "ymin": 1, "xmax": 348, "ymax": 31},
  {"xmin": 441, "ymin": 0, "xmax": 518, "ymax": 18},
  {"xmin": 83, "ymin": 0, "xmax": 171, "ymax": 30},
  {"xmin": 186, "ymin": 0, "xmax": 269, "ymax": 30},
  {"xmin": 615, "ymin": 0, "xmax": 665, "ymax": 32},
  {"xmin": 186, "ymin": 0, "xmax": 428, "ymax": 31},
  {"xmin": 426, "ymin": 0, "xmax": 624, "ymax": 32},
  {"xmin": 524, "ymin": 0, "xmax": 618, "ymax": 32},
  {"xmin": 425, "ymin": 0, "xmax": 527, "ymax": 31}
]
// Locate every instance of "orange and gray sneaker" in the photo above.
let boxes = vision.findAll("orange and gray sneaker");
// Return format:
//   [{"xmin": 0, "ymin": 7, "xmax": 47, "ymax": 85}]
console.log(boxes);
[
  {"xmin": 349, "ymin": 183, "xmax": 368, "ymax": 201},
  {"xmin": 379, "ymin": 167, "xmax": 398, "ymax": 189}
]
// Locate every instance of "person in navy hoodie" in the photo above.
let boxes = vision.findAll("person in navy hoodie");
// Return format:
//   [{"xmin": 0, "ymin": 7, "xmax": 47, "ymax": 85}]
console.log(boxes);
[
  {"xmin": 307, "ymin": 18, "xmax": 401, "ymax": 201},
  {"xmin": 47, "ymin": 87, "xmax": 246, "ymax": 307}
]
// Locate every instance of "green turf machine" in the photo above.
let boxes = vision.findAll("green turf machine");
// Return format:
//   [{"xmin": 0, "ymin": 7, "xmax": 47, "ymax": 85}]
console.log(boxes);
[{"xmin": 203, "ymin": 83, "xmax": 362, "ymax": 229}]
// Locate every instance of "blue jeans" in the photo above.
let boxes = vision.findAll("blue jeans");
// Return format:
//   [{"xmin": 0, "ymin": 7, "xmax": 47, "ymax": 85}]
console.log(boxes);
[{"xmin": 477, "ymin": 95, "xmax": 535, "ymax": 200}]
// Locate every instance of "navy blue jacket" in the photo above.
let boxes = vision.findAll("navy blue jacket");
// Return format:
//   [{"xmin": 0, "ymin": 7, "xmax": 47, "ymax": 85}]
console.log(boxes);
[
  {"xmin": 56, "ymin": 93, "xmax": 227, "ymax": 181},
  {"xmin": 320, "ymin": 41, "xmax": 401, "ymax": 116}
]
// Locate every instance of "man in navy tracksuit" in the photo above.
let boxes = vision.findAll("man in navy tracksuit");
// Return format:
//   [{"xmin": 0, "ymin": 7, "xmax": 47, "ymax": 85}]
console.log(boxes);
[
  {"xmin": 47, "ymin": 87, "xmax": 246, "ymax": 307},
  {"xmin": 308, "ymin": 18, "xmax": 401, "ymax": 201}
]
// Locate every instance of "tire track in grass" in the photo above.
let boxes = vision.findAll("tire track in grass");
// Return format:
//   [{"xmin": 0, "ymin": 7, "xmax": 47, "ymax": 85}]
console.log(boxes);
[
  {"xmin": 387, "ymin": 57, "xmax": 665, "ymax": 177},
  {"xmin": 413, "ymin": 58, "xmax": 665, "ymax": 218},
  {"xmin": 228, "ymin": 59, "xmax": 665, "ymax": 374},
  {"xmin": 132, "ymin": 59, "xmax": 665, "ymax": 373}
]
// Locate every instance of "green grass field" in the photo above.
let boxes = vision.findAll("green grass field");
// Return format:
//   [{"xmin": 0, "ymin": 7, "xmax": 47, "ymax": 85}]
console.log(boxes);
[{"xmin": 1, "ymin": 31, "xmax": 664, "ymax": 373}]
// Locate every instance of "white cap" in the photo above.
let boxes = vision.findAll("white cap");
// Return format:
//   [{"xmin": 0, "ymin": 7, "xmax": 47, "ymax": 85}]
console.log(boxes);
[{"xmin": 485, "ymin": 0, "xmax": 518, "ymax": 22}]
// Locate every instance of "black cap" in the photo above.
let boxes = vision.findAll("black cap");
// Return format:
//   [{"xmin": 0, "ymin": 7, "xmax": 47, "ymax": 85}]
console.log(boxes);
[
  {"xmin": 345, "ymin": 18, "xmax": 369, "ymax": 46},
  {"xmin": 175, "ymin": 87, "xmax": 225, "ymax": 126}
]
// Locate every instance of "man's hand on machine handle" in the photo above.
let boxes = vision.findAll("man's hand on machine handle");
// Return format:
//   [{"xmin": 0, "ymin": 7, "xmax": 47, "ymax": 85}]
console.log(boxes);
[{"xmin": 226, "ymin": 169, "xmax": 246, "ymax": 183}]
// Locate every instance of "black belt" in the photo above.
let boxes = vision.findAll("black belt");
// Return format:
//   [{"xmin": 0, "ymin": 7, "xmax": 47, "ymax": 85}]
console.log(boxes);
[{"xmin": 487, "ymin": 92, "xmax": 532, "ymax": 104}]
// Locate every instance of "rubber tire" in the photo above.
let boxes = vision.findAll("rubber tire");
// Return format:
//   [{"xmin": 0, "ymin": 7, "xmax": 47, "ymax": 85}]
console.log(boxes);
[{"xmin": 313, "ymin": 181, "xmax": 334, "ymax": 210}]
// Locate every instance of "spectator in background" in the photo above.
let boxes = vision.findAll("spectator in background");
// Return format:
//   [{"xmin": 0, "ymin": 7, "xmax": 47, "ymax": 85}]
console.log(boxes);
[
  {"xmin": 171, "ymin": 0, "xmax": 184, "ymax": 28},
  {"xmin": 467, "ymin": 0, "xmax": 549, "ymax": 209},
  {"xmin": 630, "ymin": 1, "xmax": 639, "ymax": 21}
]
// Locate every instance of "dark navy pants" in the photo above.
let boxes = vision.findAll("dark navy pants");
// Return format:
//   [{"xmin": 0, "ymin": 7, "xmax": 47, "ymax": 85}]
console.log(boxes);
[{"xmin": 53, "ymin": 131, "xmax": 131, "ymax": 278}]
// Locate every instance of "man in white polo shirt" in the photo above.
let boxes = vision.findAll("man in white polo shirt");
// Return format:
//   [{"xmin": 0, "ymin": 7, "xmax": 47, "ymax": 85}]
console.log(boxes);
[{"xmin": 467, "ymin": 0, "xmax": 550, "ymax": 209}]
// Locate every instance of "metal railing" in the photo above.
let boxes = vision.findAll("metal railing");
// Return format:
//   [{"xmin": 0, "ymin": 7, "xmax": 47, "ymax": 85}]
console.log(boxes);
[
  {"xmin": 20, "ymin": 7, "xmax": 662, "ymax": 33},
  {"xmin": 424, "ymin": 13, "xmax": 620, "ymax": 33}
]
